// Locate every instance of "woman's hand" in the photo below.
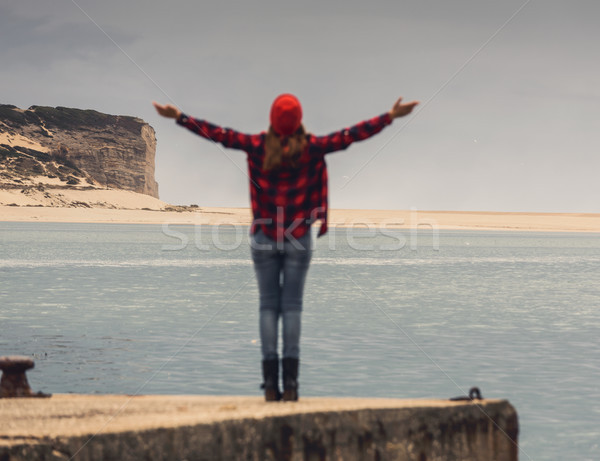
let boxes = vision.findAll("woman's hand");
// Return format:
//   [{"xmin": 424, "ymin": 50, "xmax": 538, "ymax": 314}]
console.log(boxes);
[
  {"xmin": 152, "ymin": 101, "xmax": 182, "ymax": 119},
  {"xmin": 389, "ymin": 97, "xmax": 419, "ymax": 119}
]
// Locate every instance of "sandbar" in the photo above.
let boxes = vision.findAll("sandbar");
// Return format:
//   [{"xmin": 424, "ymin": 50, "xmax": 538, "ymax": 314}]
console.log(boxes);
[{"xmin": 2, "ymin": 204, "xmax": 600, "ymax": 232}]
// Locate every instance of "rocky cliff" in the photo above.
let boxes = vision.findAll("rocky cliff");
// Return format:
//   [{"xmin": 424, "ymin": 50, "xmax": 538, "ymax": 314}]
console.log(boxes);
[{"xmin": 0, "ymin": 104, "xmax": 158, "ymax": 198}]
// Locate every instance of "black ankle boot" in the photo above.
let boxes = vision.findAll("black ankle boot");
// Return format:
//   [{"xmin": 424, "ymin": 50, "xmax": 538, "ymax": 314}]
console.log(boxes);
[
  {"xmin": 282, "ymin": 357, "xmax": 299, "ymax": 401},
  {"xmin": 261, "ymin": 359, "xmax": 281, "ymax": 402}
]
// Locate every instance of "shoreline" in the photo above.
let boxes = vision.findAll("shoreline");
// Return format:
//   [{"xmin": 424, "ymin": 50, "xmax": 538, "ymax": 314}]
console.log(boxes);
[{"xmin": 2, "ymin": 205, "xmax": 600, "ymax": 232}]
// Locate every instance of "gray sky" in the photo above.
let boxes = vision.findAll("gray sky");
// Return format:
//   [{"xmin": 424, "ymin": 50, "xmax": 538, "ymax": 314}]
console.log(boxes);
[{"xmin": 2, "ymin": 0, "xmax": 599, "ymax": 212}]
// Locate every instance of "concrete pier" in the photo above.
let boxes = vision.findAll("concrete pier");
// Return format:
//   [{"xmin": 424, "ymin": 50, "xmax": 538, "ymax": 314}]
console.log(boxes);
[{"xmin": 0, "ymin": 395, "xmax": 518, "ymax": 460}]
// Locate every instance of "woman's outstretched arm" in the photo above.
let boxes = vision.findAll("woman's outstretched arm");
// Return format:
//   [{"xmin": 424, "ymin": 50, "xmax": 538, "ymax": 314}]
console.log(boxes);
[
  {"xmin": 152, "ymin": 101, "xmax": 262, "ymax": 153},
  {"xmin": 310, "ymin": 97, "xmax": 419, "ymax": 155}
]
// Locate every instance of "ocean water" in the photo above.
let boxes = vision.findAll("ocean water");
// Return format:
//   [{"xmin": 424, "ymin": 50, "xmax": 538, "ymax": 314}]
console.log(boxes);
[{"xmin": 1, "ymin": 221, "xmax": 599, "ymax": 460}]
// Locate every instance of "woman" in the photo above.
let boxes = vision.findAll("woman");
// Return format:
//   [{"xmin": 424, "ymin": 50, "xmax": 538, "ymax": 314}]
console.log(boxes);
[{"xmin": 153, "ymin": 94, "xmax": 418, "ymax": 401}]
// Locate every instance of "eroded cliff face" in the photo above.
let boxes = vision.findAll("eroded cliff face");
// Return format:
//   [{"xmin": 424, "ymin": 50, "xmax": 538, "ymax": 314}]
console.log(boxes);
[{"xmin": 0, "ymin": 104, "xmax": 159, "ymax": 198}]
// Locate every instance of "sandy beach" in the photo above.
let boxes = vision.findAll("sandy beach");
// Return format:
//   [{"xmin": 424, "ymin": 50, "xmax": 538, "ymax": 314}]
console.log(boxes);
[
  {"xmin": 2, "ymin": 202, "xmax": 600, "ymax": 232},
  {"xmin": 1, "ymin": 177, "xmax": 599, "ymax": 231}
]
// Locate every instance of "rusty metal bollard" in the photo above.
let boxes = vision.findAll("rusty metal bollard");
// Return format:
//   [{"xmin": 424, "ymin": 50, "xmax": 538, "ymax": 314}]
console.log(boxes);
[{"xmin": 0, "ymin": 356, "xmax": 51, "ymax": 398}]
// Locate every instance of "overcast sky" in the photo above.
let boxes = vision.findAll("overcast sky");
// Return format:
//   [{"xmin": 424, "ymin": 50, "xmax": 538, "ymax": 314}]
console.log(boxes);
[{"xmin": 1, "ymin": 0, "xmax": 598, "ymax": 212}]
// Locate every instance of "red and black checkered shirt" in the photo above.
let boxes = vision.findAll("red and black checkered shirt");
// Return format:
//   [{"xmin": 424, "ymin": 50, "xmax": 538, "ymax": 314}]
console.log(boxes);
[{"xmin": 177, "ymin": 112, "xmax": 392, "ymax": 241}]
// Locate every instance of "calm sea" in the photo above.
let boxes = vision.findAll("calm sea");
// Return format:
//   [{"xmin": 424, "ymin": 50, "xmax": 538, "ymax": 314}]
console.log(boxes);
[{"xmin": 1, "ymin": 222, "xmax": 599, "ymax": 460}]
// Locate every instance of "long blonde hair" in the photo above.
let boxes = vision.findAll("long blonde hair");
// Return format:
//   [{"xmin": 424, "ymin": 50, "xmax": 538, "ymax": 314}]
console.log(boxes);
[{"xmin": 263, "ymin": 125, "xmax": 307, "ymax": 171}]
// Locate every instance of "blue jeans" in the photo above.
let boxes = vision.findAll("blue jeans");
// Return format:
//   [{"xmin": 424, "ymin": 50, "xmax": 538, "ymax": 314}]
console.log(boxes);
[{"xmin": 250, "ymin": 229, "xmax": 312, "ymax": 360}]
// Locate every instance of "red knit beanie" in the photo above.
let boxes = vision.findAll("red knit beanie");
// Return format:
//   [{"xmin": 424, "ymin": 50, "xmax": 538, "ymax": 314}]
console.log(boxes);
[{"xmin": 270, "ymin": 94, "xmax": 302, "ymax": 136}]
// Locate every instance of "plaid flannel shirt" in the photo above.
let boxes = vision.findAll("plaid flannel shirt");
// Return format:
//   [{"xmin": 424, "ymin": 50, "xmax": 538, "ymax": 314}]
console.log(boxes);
[{"xmin": 177, "ymin": 112, "xmax": 392, "ymax": 241}]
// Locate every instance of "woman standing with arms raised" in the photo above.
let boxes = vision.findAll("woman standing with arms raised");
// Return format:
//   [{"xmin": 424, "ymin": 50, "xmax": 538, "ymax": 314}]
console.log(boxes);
[{"xmin": 153, "ymin": 95, "xmax": 418, "ymax": 401}]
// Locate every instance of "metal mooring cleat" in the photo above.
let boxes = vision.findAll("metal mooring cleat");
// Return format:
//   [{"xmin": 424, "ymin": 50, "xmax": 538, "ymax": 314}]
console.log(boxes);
[{"xmin": 0, "ymin": 356, "xmax": 51, "ymax": 398}]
